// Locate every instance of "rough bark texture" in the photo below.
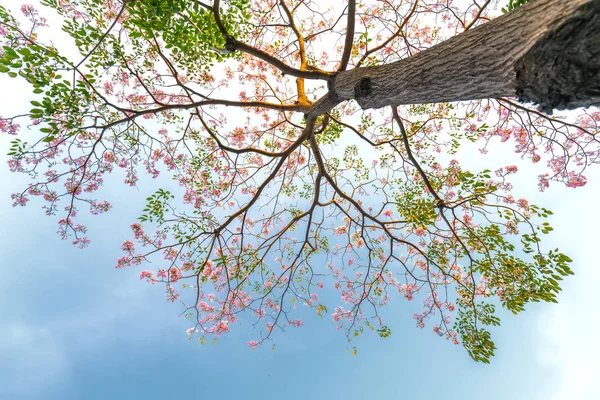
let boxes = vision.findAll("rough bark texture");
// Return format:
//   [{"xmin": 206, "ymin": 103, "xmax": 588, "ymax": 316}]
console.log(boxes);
[
  {"xmin": 311, "ymin": 0, "xmax": 599, "ymax": 117},
  {"xmin": 515, "ymin": 0, "xmax": 600, "ymax": 112}
]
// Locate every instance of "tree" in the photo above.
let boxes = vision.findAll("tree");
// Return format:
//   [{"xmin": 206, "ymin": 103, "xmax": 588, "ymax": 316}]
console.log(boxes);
[{"xmin": 0, "ymin": 0, "xmax": 598, "ymax": 363}]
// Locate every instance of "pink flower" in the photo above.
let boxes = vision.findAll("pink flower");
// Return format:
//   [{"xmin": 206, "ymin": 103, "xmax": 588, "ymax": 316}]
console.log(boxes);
[
  {"xmin": 115, "ymin": 256, "xmax": 130, "ymax": 269},
  {"xmin": 11, "ymin": 193, "xmax": 29, "ymax": 206},
  {"xmin": 139, "ymin": 270, "xmax": 156, "ymax": 284},
  {"xmin": 213, "ymin": 321, "xmax": 230, "ymax": 335},
  {"xmin": 334, "ymin": 226, "xmax": 348, "ymax": 236},
  {"xmin": 566, "ymin": 173, "xmax": 587, "ymax": 188},
  {"xmin": 290, "ymin": 319, "xmax": 303, "ymax": 327},
  {"xmin": 103, "ymin": 152, "xmax": 115, "ymax": 163},
  {"xmin": 0, "ymin": 118, "xmax": 19, "ymax": 135},
  {"xmin": 20, "ymin": 4, "xmax": 36, "ymax": 17},
  {"xmin": 163, "ymin": 248, "xmax": 179, "ymax": 260},
  {"xmin": 166, "ymin": 285, "xmax": 179, "ymax": 302},
  {"xmin": 121, "ymin": 240, "xmax": 135, "ymax": 252},
  {"xmin": 169, "ymin": 267, "xmax": 182, "ymax": 282},
  {"xmin": 383, "ymin": 209, "xmax": 394, "ymax": 218},
  {"xmin": 130, "ymin": 223, "xmax": 144, "ymax": 239},
  {"xmin": 516, "ymin": 198, "xmax": 529, "ymax": 210},
  {"xmin": 278, "ymin": 276, "xmax": 289, "ymax": 284},
  {"xmin": 181, "ymin": 261, "xmax": 195, "ymax": 271},
  {"xmin": 414, "ymin": 227, "xmax": 427, "ymax": 237},
  {"xmin": 198, "ymin": 301, "xmax": 215, "ymax": 312},
  {"xmin": 72, "ymin": 237, "xmax": 91, "ymax": 248}
]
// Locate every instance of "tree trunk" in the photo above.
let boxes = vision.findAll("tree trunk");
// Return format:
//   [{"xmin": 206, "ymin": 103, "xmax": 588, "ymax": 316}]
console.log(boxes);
[{"xmin": 317, "ymin": 0, "xmax": 600, "ymax": 116}]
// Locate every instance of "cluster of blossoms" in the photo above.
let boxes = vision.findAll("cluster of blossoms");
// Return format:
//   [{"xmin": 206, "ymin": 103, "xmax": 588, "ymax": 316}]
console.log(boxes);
[{"xmin": 0, "ymin": 117, "xmax": 19, "ymax": 134}]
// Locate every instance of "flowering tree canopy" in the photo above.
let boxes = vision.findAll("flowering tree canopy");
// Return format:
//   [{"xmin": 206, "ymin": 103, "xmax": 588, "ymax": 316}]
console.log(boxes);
[{"xmin": 1, "ymin": 0, "xmax": 599, "ymax": 362}]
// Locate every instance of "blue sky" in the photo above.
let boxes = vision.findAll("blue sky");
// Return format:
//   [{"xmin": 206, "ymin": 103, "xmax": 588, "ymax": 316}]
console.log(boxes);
[
  {"xmin": 2, "ymin": 1, "xmax": 600, "ymax": 399},
  {"xmin": 1, "ymin": 162, "xmax": 598, "ymax": 400}
]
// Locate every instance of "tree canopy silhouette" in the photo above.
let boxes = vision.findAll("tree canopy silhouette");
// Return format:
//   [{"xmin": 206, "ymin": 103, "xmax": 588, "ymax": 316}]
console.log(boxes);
[{"xmin": 1, "ymin": 0, "xmax": 598, "ymax": 362}]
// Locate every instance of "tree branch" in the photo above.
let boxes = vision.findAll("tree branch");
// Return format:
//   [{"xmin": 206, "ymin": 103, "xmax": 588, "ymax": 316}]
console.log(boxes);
[
  {"xmin": 331, "ymin": 0, "xmax": 600, "ymax": 112},
  {"xmin": 279, "ymin": 0, "xmax": 310, "ymax": 104},
  {"xmin": 212, "ymin": 0, "xmax": 330, "ymax": 81},
  {"xmin": 338, "ymin": 0, "xmax": 356, "ymax": 71}
]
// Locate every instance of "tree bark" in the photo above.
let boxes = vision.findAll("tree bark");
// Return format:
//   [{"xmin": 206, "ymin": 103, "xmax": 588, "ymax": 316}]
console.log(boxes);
[{"xmin": 314, "ymin": 0, "xmax": 600, "ymax": 116}]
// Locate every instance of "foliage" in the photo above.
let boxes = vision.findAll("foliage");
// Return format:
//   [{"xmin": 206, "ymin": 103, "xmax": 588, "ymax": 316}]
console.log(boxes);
[
  {"xmin": 0, "ymin": 0, "xmax": 598, "ymax": 363},
  {"xmin": 502, "ymin": 0, "xmax": 530, "ymax": 14}
]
